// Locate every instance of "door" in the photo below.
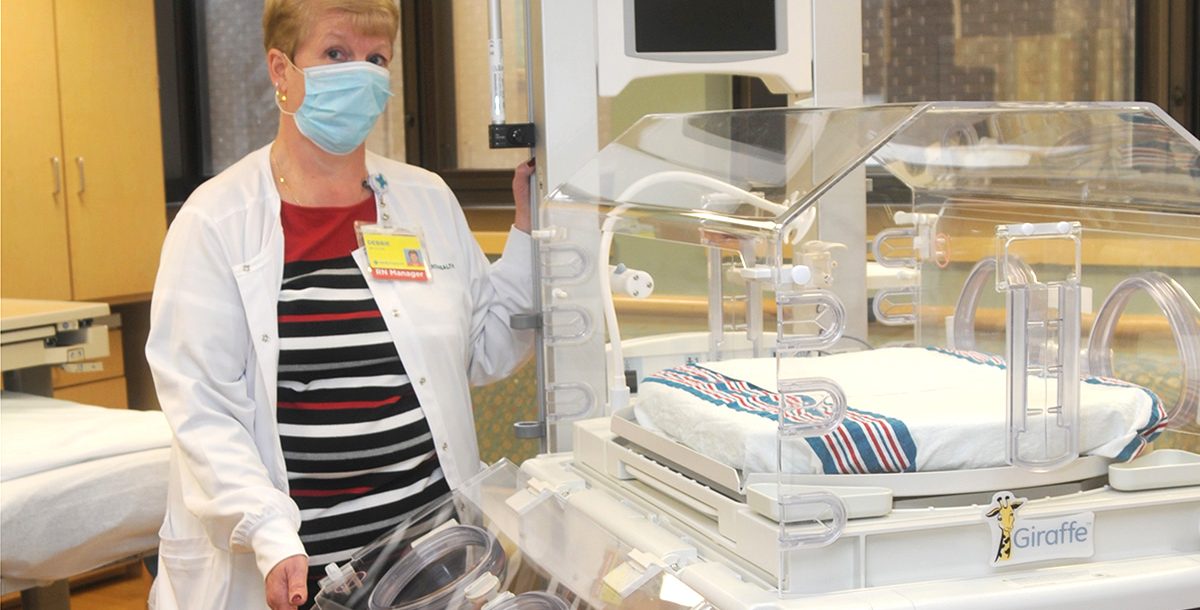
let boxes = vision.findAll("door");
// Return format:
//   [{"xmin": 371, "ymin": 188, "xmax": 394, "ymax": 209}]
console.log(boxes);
[
  {"xmin": 1, "ymin": 0, "xmax": 73, "ymax": 300},
  {"xmin": 55, "ymin": 0, "xmax": 167, "ymax": 300}
]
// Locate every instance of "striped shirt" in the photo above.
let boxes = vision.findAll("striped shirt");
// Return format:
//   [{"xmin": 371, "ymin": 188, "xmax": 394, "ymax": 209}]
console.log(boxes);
[{"xmin": 276, "ymin": 196, "xmax": 450, "ymax": 599}]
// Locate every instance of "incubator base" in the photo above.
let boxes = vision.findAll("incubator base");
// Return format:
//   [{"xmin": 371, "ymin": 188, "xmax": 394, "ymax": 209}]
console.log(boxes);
[{"xmin": 505, "ymin": 416, "xmax": 1200, "ymax": 608}]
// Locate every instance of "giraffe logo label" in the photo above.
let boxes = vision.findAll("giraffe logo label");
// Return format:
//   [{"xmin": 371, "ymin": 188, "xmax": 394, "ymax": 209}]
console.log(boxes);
[{"xmin": 984, "ymin": 491, "xmax": 1095, "ymax": 567}]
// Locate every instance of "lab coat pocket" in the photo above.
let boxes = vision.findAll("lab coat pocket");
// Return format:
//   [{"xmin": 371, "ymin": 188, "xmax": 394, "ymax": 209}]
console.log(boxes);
[{"xmin": 157, "ymin": 535, "xmax": 234, "ymax": 609}]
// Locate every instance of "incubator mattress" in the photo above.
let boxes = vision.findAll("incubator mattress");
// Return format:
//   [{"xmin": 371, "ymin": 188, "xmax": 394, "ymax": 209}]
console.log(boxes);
[
  {"xmin": 634, "ymin": 347, "xmax": 1167, "ymax": 475},
  {"xmin": 0, "ymin": 391, "xmax": 171, "ymax": 581}
]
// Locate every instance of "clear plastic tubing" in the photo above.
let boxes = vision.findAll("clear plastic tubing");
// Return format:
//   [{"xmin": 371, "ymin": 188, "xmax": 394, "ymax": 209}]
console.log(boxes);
[
  {"xmin": 368, "ymin": 525, "xmax": 507, "ymax": 610},
  {"xmin": 1087, "ymin": 271, "xmax": 1200, "ymax": 424},
  {"xmin": 952, "ymin": 255, "xmax": 1037, "ymax": 351}
]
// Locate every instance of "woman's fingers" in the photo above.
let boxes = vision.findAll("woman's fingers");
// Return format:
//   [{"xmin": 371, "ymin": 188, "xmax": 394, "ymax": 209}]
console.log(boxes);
[{"xmin": 266, "ymin": 554, "xmax": 309, "ymax": 609}]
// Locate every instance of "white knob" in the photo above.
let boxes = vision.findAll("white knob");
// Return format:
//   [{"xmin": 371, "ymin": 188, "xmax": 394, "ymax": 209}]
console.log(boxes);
[
  {"xmin": 610, "ymin": 266, "xmax": 655, "ymax": 299},
  {"xmin": 791, "ymin": 265, "xmax": 813, "ymax": 285}
]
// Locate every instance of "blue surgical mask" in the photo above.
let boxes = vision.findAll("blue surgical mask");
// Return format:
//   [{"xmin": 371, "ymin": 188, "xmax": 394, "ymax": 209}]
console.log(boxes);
[{"xmin": 280, "ymin": 58, "xmax": 393, "ymax": 155}]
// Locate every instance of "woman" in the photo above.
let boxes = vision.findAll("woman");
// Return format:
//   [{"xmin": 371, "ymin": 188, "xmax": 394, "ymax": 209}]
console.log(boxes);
[{"xmin": 145, "ymin": 1, "xmax": 535, "ymax": 608}]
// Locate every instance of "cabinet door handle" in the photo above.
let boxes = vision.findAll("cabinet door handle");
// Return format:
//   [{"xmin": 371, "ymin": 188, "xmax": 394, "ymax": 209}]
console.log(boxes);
[
  {"xmin": 75, "ymin": 156, "xmax": 86, "ymax": 194},
  {"xmin": 51, "ymin": 156, "xmax": 62, "ymax": 196}
]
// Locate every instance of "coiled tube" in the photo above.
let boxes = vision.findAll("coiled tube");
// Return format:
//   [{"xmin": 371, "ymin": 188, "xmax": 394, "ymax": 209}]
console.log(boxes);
[{"xmin": 368, "ymin": 525, "xmax": 507, "ymax": 610}]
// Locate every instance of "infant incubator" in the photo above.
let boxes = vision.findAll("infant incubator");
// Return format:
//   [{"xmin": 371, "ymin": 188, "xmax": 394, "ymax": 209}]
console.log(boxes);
[{"xmin": 320, "ymin": 102, "xmax": 1200, "ymax": 609}]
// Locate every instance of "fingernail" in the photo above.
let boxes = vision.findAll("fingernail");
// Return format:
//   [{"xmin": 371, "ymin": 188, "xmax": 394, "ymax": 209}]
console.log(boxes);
[{"xmin": 291, "ymin": 594, "xmax": 303, "ymax": 605}]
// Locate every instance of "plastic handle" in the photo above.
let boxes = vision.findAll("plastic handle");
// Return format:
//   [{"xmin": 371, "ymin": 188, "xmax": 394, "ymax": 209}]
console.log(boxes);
[
  {"xmin": 871, "ymin": 226, "xmax": 917, "ymax": 268},
  {"xmin": 872, "ymin": 286, "xmax": 918, "ymax": 326},
  {"xmin": 542, "ymin": 305, "xmax": 592, "ymax": 346},
  {"xmin": 775, "ymin": 289, "xmax": 847, "ymax": 352},
  {"xmin": 540, "ymin": 244, "xmax": 589, "ymax": 285},
  {"xmin": 544, "ymin": 381, "xmax": 596, "ymax": 421},
  {"xmin": 776, "ymin": 490, "xmax": 846, "ymax": 549},
  {"xmin": 777, "ymin": 377, "xmax": 847, "ymax": 438}
]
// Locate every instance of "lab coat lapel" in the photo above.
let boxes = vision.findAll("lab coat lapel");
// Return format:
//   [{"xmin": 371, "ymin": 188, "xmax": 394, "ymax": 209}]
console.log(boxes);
[
  {"xmin": 233, "ymin": 256, "xmax": 282, "ymax": 411},
  {"xmin": 350, "ymin": 185, "xmax": 445, "ymax": 459},
  {"xmin": 231, "ymin": 215, "xmax": 287, "ymax": 487},
  {"xmin": 233, "ymin": 159, "xmax": 285, "ymax": 416},
  {"xmin": 357, "ymin": 160, "xmax": 429, "ymax": 396}
]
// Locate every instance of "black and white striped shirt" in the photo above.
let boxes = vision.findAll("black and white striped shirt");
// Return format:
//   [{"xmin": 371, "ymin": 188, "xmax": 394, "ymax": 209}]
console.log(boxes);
[{"xmin": 276, "ymin": 197, "xmax": 450, "ymax": 594}]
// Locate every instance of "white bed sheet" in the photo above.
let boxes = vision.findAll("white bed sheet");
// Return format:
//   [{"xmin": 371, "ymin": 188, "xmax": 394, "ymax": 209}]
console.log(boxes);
[
  {"xmin": 0, "ymin": 447, "xmax": 169, "ymax": 582},
  {"xmin": 634, "ymin": 347, "xmax": 1167, "ymax": 475},
  {"xmin": 0, "ymin": 391, "xmax": 172, "ymax": 583}
]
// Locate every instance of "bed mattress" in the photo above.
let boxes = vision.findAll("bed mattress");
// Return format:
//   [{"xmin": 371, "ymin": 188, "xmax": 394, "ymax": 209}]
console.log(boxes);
[
  {"xmin": 634, "ymin": 347, "xmax": 1167, "ymax": 475},
  {"xmin": 0, "ymin": 391, "xmax": 171, "ymax": 582},
  {"xmin": 1, "ymin": 448, "xmax": 170, "ymax": 582}
]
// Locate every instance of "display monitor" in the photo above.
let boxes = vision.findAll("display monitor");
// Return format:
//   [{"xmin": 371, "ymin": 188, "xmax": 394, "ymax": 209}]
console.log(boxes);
[
  {"xmin": 597, "ymin": 0, "xmax": 810, "ymax": 97},
  {"xmin": 628, "ymin": 0, "xmax": 784, "ymax": 59}
]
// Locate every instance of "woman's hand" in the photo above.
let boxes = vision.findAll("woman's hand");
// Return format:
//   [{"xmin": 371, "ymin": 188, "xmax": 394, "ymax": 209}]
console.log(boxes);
[
  {"xmin": 266, "ymin": 554, "xmax": 309, "ymax": 610},
  {"xmin": 512, "ymin": 157, "xmax": 535, "ymax": 233}
]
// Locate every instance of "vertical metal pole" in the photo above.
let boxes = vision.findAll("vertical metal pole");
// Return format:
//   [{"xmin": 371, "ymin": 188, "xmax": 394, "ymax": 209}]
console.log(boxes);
[
  {"xmin": 520, "ymin": 0, "xmax": 548, "ymax": 454},
  {"xmin": 488, "ymin": 0, "xmax": 507, "ymax": 125},
  {"xmin": 810, "ymin": 2, "xmax": 866, "ymax": 345}
]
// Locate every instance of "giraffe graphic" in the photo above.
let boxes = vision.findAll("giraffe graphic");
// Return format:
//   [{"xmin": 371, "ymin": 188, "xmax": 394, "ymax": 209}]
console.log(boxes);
[{"xmin": 985, "ymin": 492, "xmax": 1026, "ymax": 563}]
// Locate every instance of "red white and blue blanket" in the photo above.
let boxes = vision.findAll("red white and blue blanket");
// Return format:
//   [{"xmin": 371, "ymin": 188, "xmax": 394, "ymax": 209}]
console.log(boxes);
[{"xmin": 636, "ymin": 347, "xmax": 1166, "ymax": 475}]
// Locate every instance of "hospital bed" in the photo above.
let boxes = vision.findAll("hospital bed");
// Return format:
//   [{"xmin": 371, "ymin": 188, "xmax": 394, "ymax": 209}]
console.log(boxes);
[{"xmin": 1, "ymin": 299, "xmax": 170, "ymax": 610}]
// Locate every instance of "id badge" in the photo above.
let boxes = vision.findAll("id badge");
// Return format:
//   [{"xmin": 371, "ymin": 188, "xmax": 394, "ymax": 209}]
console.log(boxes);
[{"xmin": 355, "ymin": 222, "xmax": 430, "ymax": 281}]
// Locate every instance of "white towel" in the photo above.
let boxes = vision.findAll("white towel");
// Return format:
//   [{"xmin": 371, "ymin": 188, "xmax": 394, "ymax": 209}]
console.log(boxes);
[{"xmin": 634, "ymin": 347, "xmax": 1166, "ymax": 474}]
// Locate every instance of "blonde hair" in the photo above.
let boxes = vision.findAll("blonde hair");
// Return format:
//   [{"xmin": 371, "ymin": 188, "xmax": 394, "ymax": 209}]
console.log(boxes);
[{"xmin": 263, "ymin": 0, "xmax": 400, "ymax": 58}]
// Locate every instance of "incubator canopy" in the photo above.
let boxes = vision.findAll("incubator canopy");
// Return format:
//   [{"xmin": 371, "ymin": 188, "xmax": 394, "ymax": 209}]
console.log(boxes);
[
  {"xmin": 550, "ymin": 102, "xmax": 1200, "ymax": 229},
  {"xmin": 537, "ymin": 101, "xmax": 1200, "ymax": 465}
]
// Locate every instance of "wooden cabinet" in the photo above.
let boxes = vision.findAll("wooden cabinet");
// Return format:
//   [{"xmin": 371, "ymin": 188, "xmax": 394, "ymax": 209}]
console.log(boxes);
[
  {"xmin": 1, "ymin": 0, "xmax": 167, "ymax": 302},
  {"xmin": 53, "ymin": 327, "xmax": 130, "ymax": 409}
]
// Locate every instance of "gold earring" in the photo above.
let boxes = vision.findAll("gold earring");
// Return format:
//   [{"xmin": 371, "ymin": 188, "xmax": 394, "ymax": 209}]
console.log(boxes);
[{"xmin": 275, "ymin": 89, "xmax": 288, "ymax": 104}]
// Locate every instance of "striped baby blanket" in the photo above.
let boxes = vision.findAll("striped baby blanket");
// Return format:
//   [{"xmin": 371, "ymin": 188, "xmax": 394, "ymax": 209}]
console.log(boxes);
[{"xmin": 634, "ymin": 347, "xmax": 1166, "ymax": 475}]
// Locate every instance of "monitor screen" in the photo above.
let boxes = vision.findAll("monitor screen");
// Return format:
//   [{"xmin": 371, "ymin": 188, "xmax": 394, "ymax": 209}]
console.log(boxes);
[{"xmin": 633, "ymin": 0, "xmax": 778, "ymax": 53}]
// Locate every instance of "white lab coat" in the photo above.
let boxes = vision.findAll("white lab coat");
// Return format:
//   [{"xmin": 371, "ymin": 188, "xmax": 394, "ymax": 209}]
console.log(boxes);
[{"xmin": 145, "ymin": 145, "xmax": 534, "ymax": 609}]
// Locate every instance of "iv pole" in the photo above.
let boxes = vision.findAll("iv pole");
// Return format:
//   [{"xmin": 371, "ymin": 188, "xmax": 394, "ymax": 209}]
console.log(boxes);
[{"xmin": 489, "ymin": 0, "xmax": 548, "ymax": 452}]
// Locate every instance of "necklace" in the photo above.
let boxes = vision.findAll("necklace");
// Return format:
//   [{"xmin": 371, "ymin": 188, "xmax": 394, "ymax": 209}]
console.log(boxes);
[{"xmin": 270, "ymin": 147, "xmax": 371, "ymax": 207}]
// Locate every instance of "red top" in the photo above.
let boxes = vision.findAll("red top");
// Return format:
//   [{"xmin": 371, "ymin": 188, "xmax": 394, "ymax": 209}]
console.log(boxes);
[{"xmin": 279, "ymin": 196, "xmax": 376, "ymax": 262}]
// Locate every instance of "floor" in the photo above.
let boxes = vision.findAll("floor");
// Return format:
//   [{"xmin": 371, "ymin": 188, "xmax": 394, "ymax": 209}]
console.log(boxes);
[
  {"xmin": 67, "ymin": 570, "xmax": 150, "ymax": 610},
  {"xmin": 2, "ymin": 568, "xmax": 150, "ymax": 610}
]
